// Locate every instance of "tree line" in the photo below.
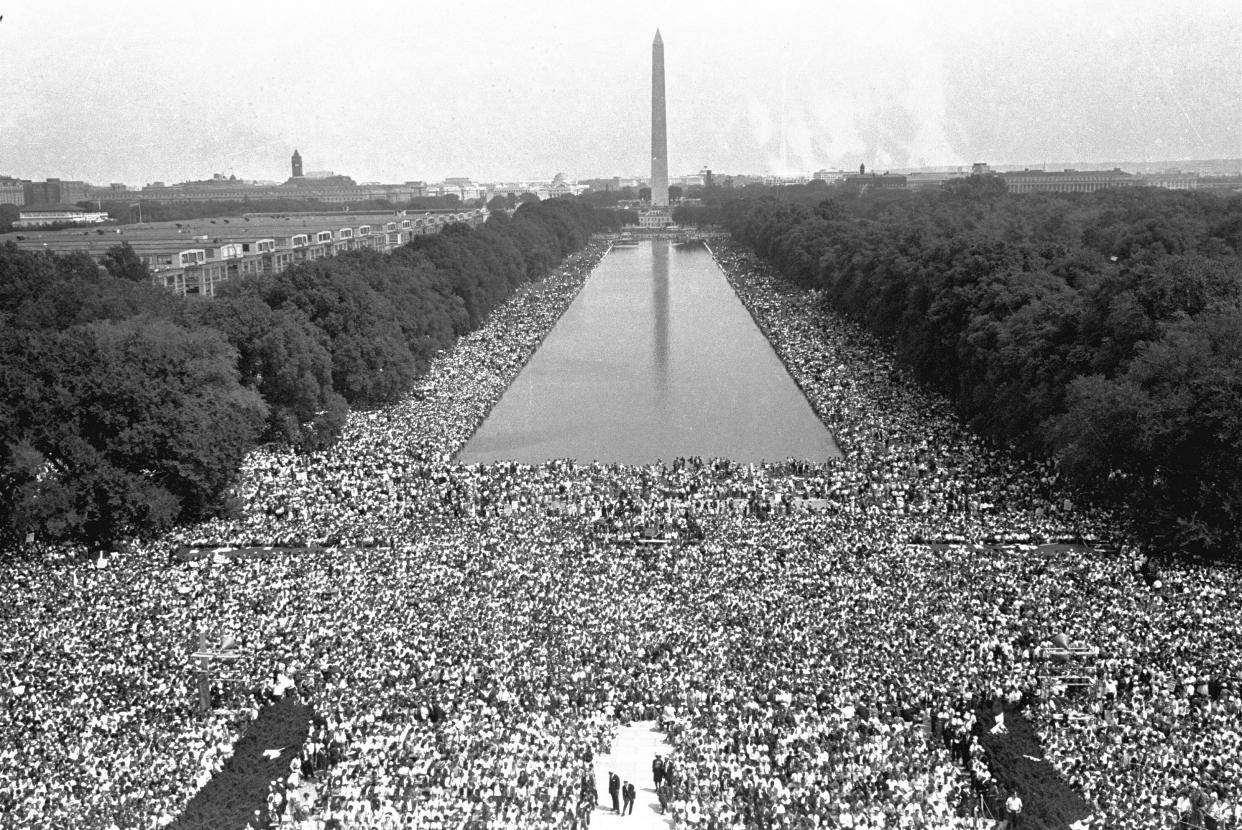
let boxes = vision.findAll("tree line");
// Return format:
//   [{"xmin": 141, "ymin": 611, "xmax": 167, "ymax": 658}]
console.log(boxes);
[
  {"xmin": 0, "ymin": 198, "xmax": 601, "ymax": 552},
  {"xmin": 723, "ymin": 182, "xmax": 1242, "ymax": 560}
]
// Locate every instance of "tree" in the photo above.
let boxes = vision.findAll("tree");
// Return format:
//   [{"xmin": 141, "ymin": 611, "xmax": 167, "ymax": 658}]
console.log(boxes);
[
  {"xmin": 0, "ymin": 320, "xmax": 266, "ymax": 550},
  {"xmin": 0, "ymin": 194, "xmax": 608, "ymax": 552},
  {"xmin": 719, "ymin": 181, "xmax": 1242, "ymax": 560},
  {"xmin": 0, "ymin": 204, "xmax": 18, "ymax": 234},
  {"xmin": 668, "ymin": 185, "xmax": 683, "ymax": 201},
  {"xmin": 100, "ymin": 242, "xmax": 151, "ymax": 282},
  {"xmin": 942, "ymin": 174, "xmax": 1008, "ymax": 200},
  {"xmin": 1053, "ymin": 304, "xmax": 1242, "ymax": 558},
  {"xmin": 186, "ymin": 295, "xmax": 348, "ymax": 449},
  {"xmin": 254, "ymin": 262, "xmax": 418, "ymax": 406},
  {"xmin": 252, "ymin": 311, "xmax": 349, "ymax": 448},
  {"xmin": 0, "ymin": 242, "xmax": 176, "ymax": 331}
]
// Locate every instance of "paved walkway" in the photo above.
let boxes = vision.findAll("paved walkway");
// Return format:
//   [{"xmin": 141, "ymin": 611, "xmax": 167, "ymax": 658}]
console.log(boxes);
[{"xmin": 592, "ymin": 720, "xmax": 675, "ymax": 829}]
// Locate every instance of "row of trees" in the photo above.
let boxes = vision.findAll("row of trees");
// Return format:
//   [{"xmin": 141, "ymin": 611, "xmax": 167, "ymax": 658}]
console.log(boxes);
[
  {"xmin": 725, "ymin": 183, "xmax": 1242, "ymax": 559},
  {"xmin": 0, "ymin": 198, "xmax": 600, "ymax": 552}
]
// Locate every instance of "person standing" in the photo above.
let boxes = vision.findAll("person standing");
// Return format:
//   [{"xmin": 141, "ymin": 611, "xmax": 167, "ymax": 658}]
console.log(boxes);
[
  {"xmin": 608, "ymin": 771, "xmax": 621, "ymax": 813},
  {"xmin": 653, "ymin": 754, "xmax": 665, "ymax": 788},
  {"xmin": 1005, "ymin": 790, "xmax": 1023, "ymax": 829},
  {"xmin": 581, "ymin": 770, "xmax": 597, "ymax": 810},
  {"xmin": 622, "ymin": 780, "xmax": 636, "ymax": 815}
]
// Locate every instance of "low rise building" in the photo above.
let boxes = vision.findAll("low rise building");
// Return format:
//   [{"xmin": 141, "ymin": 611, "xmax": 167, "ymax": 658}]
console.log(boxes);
[
  {"xmin": 1, "ymin": 208, "xmax": 487, "ymax": 296},
  {"xmin": 1000, "ymin": 168, "xmax": 1139, "ymax": 194},
  {"xmin": 1137, "ymin": 172, "xmax": 1199, "ymax": 190},
  {"xmin": 812, "ymin": 169, "xmax": 848, "ymax": 183},
  {"xmin": 1197, "ymin": 174, "xmax": 1242, "ymax": 194},
  {"xmin": 905, "ymin": 171, "xmax": 968, "ymax": 190},
  {"xmin": 24, "ymin": 178, "xmax": 87, "ymax": 206},
  {"xmin": 842, "ymin": 173, "xmax": 908, "ymax": 190},
  {"xmin": 13, "ymin": 205, "xmax": 110, "ymax": 228},
  {"xmin": 0, "ymin": 177, "xmax": 26, "ymax": 206},
  {"xmin": 636, "ymin": 207, "xmax": 673, "ymax": 228},
  {"xmin": 85, "ymin": 183, "xmax": 131, "ymax": 198},
  {"xmin": 426, "ymin": 178, "xmax": 488, "ymax": 201},
  {"xmin": 762, "ymin": 174, "xmax": 810, "ymax": 186},
  {"xmin": 132, "ymin": 179, "xmax": 428, "ymax": 205}
]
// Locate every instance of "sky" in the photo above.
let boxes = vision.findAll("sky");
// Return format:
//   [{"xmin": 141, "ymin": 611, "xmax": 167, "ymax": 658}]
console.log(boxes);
[{"xmin": 1, "ymin": 0, "xmax": 1238, "ymax": 185}]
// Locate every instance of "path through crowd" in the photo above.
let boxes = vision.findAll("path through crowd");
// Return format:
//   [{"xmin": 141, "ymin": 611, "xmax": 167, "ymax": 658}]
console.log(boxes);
[{"xmin": 593, "ymin": 721, "xmax": 674, "ymax": 829}]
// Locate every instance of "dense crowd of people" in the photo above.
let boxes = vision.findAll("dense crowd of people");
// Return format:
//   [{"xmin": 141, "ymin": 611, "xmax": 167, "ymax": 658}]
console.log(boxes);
[
  {"xmin": 0, "ymin": 239, "xmax": 1239, "ymax": 829},
  {"xmin": 714, "ymin": 247, "xmax": 1242, "ymax": 830}
]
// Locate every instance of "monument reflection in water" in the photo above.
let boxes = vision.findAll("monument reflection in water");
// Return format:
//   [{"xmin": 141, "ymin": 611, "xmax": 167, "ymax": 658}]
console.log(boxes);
[
  {"xmin": 457, "ymin": 241, "xmax": 840, "ymax": 465},
  {"xmin": 652, "ymin": 240, "xmax": 670, "ymax": 390}
]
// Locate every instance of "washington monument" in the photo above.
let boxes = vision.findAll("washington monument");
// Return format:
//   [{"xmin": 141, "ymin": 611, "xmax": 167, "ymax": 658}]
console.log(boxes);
[{"xmin": 651, "ymin": 29, "xmax": 669, "ymax": 207}]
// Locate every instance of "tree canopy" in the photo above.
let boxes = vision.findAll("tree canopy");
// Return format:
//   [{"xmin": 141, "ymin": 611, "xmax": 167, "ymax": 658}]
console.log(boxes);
[
  {"xmin": 0, "ymin": 198, "xmax": 604, "ymax": 552},
  {"xmin": 0, "ymin": 320, "xmax": 266, "ymax": 549},
  {"xmin": 722, "ymin": 186, "xmax": 1242, "ymax": 559}
]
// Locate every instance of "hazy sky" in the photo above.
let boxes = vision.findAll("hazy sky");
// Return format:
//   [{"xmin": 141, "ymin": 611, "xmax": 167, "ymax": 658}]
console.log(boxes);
[{"xmin": 1, "ymin": 0, "xmax": 1238, "ymax": 184}]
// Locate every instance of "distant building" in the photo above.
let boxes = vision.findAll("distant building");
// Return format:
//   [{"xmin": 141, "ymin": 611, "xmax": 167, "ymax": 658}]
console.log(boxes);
[
  {"xmin": 1000, "ymin": 168, "xmax": 1138, "ymax": 194},
  {"xmin": 135, "ymin": 178, "xmax": 426, "ymax": 205},
  {"xmin": 1137, "ymin": 172, "xmax": 1198, "ymax": 190},
  {"xmin": 427, "ymin": 178, "xmax": 487, "ymax": 201},
  {"xmin": 1, "ymin": 207, "xmax": 488, "ymax": 296},
  {"xmin": 762, "ymin": 174, "xmax": 809, "ymax": 186},
  {"xmin": 14, "ymin": 205, "xmax": 109, "ymax": 228},
  {"xmin": 83, "ymin": 183, "xmax": 132, "ymax": 202},
  {"xmin": 539, "ymin": 173, "xmax": 573, "ymax": 199},
  {"xmin": 482, "ymin": 175, "xmax": 588, "ymax": 202},
  {"xmin": 128, "ymin": 151, "xmax": 430, "ymax": 205},
  {"xmin": 0, "ymin": 177, "xmax": 25, "ymax": 206},
  {"xmin": 581, "ymin": 177, "xmax": 623, "ymax": 192},
  {"xmin": 812, "ymin": 169, "xmax": 847, "ymax": 183},
  {"xmin": 843, "ymin": 173, "xmax": 907, "ymax": 190},
  {"xmin": 906, "ymin": 171, "xmax": 968, "ymax": 190},
  {"xmin": 589, "ymin": 176, "xmax": 642, "ymax": 191},
  {"xmin": 1197, "ymin": 174, "xmax": 1242, "ymax": 194},
  {"xmin": 24, "ymin": 178, "xmax": 87, "ymax": 207},
  {"xmin": 636, "ymin": 207, "xmax": 673, "ymax": 228}
]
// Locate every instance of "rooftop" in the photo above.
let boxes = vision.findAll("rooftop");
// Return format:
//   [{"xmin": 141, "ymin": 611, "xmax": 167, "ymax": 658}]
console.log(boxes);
[
  {"xmin": 0, "ymin": 209, "xmax": 483, "ymax": 259},
  {"xmin": 1002, "ymin": 168, "xmax": 1131, "ymax": 177},
  {"xmin": 21, "ymin": 203, "xmax": 89, "ymax": 213}
]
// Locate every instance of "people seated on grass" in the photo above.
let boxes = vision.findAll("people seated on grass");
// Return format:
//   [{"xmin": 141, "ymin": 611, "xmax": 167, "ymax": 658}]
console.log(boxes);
[{"xmin": 1, "ymin": 242, "xmax": 1238, "ymax": 830}]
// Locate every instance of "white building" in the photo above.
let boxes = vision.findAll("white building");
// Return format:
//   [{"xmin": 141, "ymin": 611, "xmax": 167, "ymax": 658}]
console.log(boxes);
[
  {"xmin": 637, "ymin": 207, "xmax": 673, "ymax": 228},
  {"xmin": 14, "ymin": 206, "xmax": 109, "ymax": 228}
]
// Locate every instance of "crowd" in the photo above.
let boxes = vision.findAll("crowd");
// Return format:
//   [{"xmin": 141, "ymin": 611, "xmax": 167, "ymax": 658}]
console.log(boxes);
[{"xmin": 0, "ymin": 240, "xmax": 1239, "ymax": 829}]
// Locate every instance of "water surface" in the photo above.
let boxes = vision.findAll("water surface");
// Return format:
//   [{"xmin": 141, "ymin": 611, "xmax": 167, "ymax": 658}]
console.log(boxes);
[{"xmin": 458, "ymin": 241, "xmax": 839, "ymax": 464}]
